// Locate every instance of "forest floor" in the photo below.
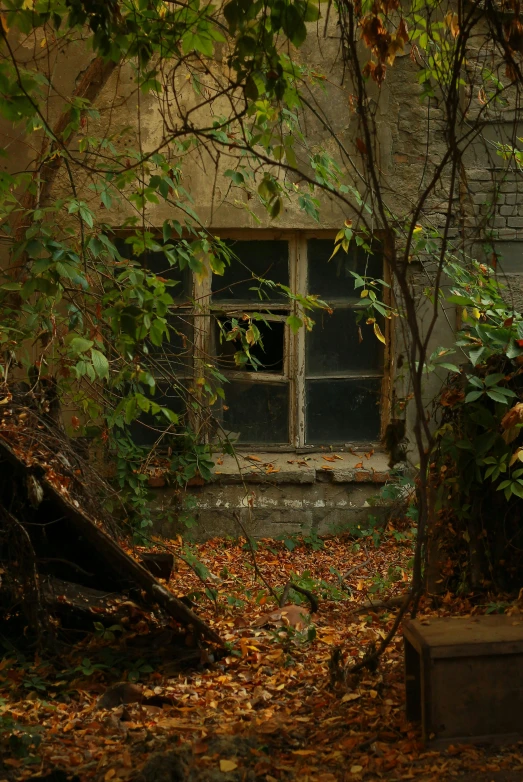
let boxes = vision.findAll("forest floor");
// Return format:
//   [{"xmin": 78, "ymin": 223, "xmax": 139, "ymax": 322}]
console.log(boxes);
[{"xmin": 1, "ymin": 523, "xmax": 523, "ymax": 782}]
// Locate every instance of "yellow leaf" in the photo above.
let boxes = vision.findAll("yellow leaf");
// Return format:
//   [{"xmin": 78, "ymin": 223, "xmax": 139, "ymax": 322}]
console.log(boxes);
[
  {"xmin": 350, "ymin": 766, "xmax": 363, "ymax": 775},
  {"xmin": 471, "ymin": 307, "xmax": 481, "ymax": 320},
  {"xmin": 219, "ymin": 759, "xmax": 238, "ymax": 772},
  {"xmin": 0, "ymin": 14, "xmax": 8, "ymax": 33},
  {"xmin": 341, "ymin": 692, "xmax": 361, "ymax": 702},
  {"xmin": 360, "ymin": 289, "xmax": 369, "ymax": 298},
  {"xmin": 373, "ymin": 322, "xmax": 386, "ymax": 344},
  {"xmin": 462, "ymin": 307, "xmax": 468, "ymax": 322},
  {"xmin": 510, "ymin": 448, "xmax": 522, "ymax": 466},
  {"xmin": 104, "ymin": 771, "xmax": 116, "ymax": 782},
  {"xmin": 40, "ymin": 37, "xmax": 47, "ymax": 47}
]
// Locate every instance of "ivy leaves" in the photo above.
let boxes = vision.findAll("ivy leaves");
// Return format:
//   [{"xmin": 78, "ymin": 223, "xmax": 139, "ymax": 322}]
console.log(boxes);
[{"xmin": 465, "ymin": 373, "xmax": 517, "ymax": 406}]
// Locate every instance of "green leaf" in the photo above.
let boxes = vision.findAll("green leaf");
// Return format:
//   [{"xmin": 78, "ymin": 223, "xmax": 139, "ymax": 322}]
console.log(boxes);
[
  {"xmin": 90, "ymin": 349, "xmax": 109, "ymax": 380},
  {"xmin": 469, "ymin": 347, "xmax": 485, "ymax": 366},
  {"xmin": 484, "ymin": 372, "xmax": 506, "ymax": 387},
  {"xmin": 161, "ymin": 407, "xmax": 179, "ymax": 424},
  {"xmin": 465, "ymin": 390, "xmax": 483, "ymax": 403},
  {"xmin": 486, "ymin": 389, "xmax": 511, "ymax": 404},
  {"xmin": 467, "ymin": 375, "xmax": 484, "ymax": 389},
  {"xmin": 511, "ymin": 482, "xmax": 523, "ymax": 499},
  {"xmin": 286, "ymin": 314, "xmax": 303, "ymax": 333},
  {"xmin": 69, "ymin": 337, "xmax": 94, "ymax": 354},
  {"xmin": 303, "ymin": 1, "xmax": 321, "ymax": 22}
]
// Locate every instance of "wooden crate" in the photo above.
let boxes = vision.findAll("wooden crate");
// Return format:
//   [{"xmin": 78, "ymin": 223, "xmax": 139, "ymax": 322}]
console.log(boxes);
[{"xmin": 403, "ymin": 615, "xmax": 523, "ymax": 746}]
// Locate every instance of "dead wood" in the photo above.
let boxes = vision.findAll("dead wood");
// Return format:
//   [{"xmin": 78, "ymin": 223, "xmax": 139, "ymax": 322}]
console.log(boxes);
[
  {"xmin": 343, "ymin": 558, "xmax": 371, "ymax": 580},
  {"xmin": 0, "ymin": 396, "xmax": 223, "ymax": 648},
  {"xmin": 40, "ymin": 576, "xmax": 145, "ymax": 626},
  {"xmin": 279, "ymin": 580, "xmax": 319, "ymax": 613}
]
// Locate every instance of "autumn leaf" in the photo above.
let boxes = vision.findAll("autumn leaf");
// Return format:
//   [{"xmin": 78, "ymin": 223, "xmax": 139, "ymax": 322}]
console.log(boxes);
[
  {"xmin": 219, "ymin": 759, "xmax": 238, "ymax": 772},
  {"xmin": 356, "ymin": 137, "xmax": 367, "ymax": 155},
  {"xmin": 246, "ymin": 454, "xmax": 262, "ymax": 462},
  {"xmin": 374, "ymin": 322, "xmax": 386, "ymax": 344}
]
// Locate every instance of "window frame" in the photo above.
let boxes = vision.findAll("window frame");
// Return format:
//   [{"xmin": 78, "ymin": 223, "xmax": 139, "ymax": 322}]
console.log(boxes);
[{"xmin": 194, "ymin": 229, "xmax": 391, "ymax": 451}]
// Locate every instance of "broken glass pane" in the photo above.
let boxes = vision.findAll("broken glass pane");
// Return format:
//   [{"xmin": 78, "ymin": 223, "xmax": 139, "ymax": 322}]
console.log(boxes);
[
  {"xmin": 212, "ymin": 240, "xmax": 289, "ymax": 302},
  {"xmin": 307, "ymin": 239, "xmax": 382, "ymax": 301},
  {"xmin": 305, "ymin": 378, "xmax": 381, "ymax": 443},
  {"xmin": 146, "ymin": 314, "xmax": 194, "ymax": 373},
  {"xmin": 221, "ymin": 381, "xmax": 289, "ymax": 443},
  {"xmin": 306, "ymin": 309, "xmax": 383, "ymax": 375},
  {"xmin": 214, "ymin": 317, "xmax": 285, "ymax": 373}
]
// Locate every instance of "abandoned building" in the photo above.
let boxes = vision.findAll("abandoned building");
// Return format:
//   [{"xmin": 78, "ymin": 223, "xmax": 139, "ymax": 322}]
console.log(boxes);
[{"xmin": 2, "ymin": 11, "xmax": 523, "ymax": 540}]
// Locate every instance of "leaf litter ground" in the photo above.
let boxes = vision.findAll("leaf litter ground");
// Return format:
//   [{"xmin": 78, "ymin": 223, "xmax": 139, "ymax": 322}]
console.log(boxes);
[{"xmin": 2, "ymin": 528, "xmax": 523, "ymax": 782}]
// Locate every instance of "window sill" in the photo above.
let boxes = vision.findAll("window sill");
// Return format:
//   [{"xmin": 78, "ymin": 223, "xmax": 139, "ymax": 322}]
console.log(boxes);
[{"xmin": 210, "ymin": 451, "xmax": 391, "ymax": 485}]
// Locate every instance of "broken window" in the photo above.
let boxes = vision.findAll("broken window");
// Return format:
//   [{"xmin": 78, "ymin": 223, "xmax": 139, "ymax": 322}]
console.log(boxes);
[
  {"xmin": 304, "ymin": 239, "xmax": 384, "ymax": 445},
  {"xmin": 122, "ymin": 233, "xmax": 386, "ymax": 448},
  {"xmin": 211, "ymin": 240, "xmax": 291, "ymax": 444}
]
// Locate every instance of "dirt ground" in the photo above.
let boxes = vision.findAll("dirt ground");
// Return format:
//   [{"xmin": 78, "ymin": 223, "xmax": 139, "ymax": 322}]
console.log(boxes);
[{"xmin": 2, "ymin": 531, "xmax": 523, "ymax": 781}]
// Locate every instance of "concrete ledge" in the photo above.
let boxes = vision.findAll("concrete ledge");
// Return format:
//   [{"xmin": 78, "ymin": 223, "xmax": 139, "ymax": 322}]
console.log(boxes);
[
  {"xmin": 209, "ymin": 450, "xmax": 390, "ymax": 486},
  {"xmin": 150, "ymin": 451, "xmax": 393, "ymax": 540}
]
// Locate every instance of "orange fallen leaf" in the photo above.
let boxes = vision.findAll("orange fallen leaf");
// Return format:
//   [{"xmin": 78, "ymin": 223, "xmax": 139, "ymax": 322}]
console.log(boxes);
[
  {"xmin": 246, "ymin": 454, "xmax": 262, "ymax": 462},
  {"xmin": 322, "ymin": 455, "xmax": 336, "ymax": 462},
  {"xmin": 253, "ymin": 604, "xmax": 310, "ymax": 630},
  {"xmin": 342, "ymin": 692, "xmax": 361, "ymax": 702},
  {"xmin": 354, "ymin": 462, "xmax": 363, "ymax": 469},
  {"xmin": 220, "ymin": 759, "xmax": 238, "ymax": 772}
]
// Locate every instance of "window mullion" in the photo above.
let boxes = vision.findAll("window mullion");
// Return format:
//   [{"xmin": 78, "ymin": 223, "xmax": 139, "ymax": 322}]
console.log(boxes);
[
  {"xmin": 193, "ymin": 269, "xmax": 211, "ymax": 441},
  {"xmin": 293, "ymin": 233, "xmax": 306, "ymax": 448}
]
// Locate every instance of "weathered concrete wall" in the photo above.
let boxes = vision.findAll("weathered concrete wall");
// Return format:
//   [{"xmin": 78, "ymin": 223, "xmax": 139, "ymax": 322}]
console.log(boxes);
[
  {"xmin": 150, "ymin": 450, "xmax": 391, "ymax": 540},
  {"xmin": 4, "ymin": 13, "xmax": 520, "ymax": 539}
]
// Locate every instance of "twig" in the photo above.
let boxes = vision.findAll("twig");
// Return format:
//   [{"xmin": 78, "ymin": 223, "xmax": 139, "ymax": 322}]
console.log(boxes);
[
  {"xmin": 348, "ymin": 590, "xmax": 414, "ymax": 674},
  {"xmin": 279, "ymin": 580, "xmax": 319, "ymax": 613},
  {"xmin": 232, "ymin": 511, "xmax": 279, "ymax": 604},
  {"xmin": 342, "ymin": 558, "xmax": 371, "ymax": 580}
]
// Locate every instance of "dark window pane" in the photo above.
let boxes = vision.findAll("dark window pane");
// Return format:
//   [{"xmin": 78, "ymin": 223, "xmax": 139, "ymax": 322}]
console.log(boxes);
[
  {"xmin": 212, "ymin": 240, "xmax": 289, "ymax": 302},
  {"xmin": 115, "ymin": 239, "xmax": 191, "ymax": 300},
  {"xmin": 128, "ymin": 383, "xmax": 186, "ymax": 447},
  {"xmin": 306, "ymin": 310, "xmax": 383, "ymax": 375},
  {"xmin": 222, "ymin": 381, "xmax": 289, "ymax": 443},
  {"xmin": 147, "ymin": 315, "xmax": 194, "ymax": 372},
  {"xmin": 214, "ymin": 317, "xmax": 285, "ymax": 373},
  {"xmin": 306, "ymin": 378, "xmax": 381, "ymax": 444},
  {"xmin": 307, "ymin": 239, "xmax": 382, "ymax": 300}
]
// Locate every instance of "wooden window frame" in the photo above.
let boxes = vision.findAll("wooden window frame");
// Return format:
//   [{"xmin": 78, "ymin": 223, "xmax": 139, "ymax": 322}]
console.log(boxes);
[{"xmin": 193, "ymin": 229, "xmax": 391, "ymax": 451}]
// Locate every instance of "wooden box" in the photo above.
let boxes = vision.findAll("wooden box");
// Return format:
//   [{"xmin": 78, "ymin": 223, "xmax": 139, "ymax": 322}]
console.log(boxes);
[{"xmin": 404, "ymin": 615, "xmax": 523, "ymax": 746}]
